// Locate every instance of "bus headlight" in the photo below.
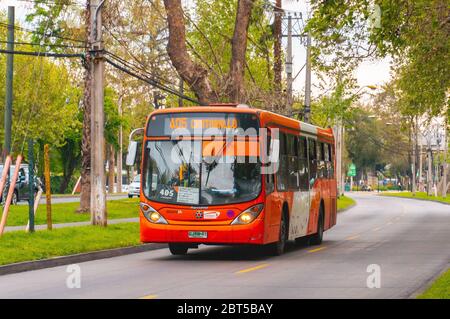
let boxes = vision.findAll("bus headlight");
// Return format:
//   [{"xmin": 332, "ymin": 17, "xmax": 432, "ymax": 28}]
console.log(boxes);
[
  {"xmin": 231, "ymin": 204, "xmax": 264, "ymax": 225},
  {"xmin": 140, "ymin": 203, "xmax": 168, "ymax": 224}
]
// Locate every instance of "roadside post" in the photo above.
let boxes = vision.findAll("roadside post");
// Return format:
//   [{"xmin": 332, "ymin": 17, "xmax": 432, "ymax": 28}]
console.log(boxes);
[
  {"xmin": 348, "ymin": 163, "xmax": 356, "ymax": 191},
  {"xmin": 0, "ymin": 155, "xmax": 23, "ymax": 236},
  {"xmin": 28, "ymin": 139, "xmax": 35, "ymax": 233},
  {"xmin": 44, "ymin": 144, "xmax": 52, "ymax": 230}
]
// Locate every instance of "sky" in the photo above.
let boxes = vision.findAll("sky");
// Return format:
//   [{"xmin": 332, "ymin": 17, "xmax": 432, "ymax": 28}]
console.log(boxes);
[{"xmin": 1, "ymin": 0, "xmax": 393, "ymax": 99}]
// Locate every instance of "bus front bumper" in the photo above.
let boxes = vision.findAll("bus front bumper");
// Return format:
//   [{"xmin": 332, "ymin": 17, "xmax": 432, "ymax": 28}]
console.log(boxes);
[{"xmin": 140, "ymin": 215, "xmax": 265, "ymax": 245}]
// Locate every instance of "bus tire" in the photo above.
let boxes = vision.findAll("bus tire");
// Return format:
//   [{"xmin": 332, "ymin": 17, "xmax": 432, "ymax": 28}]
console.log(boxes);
[
  {"xmin": 310, "ymin": 204, "xmax": 324, "ymax": 245},
  {"xmin": 169, "ymin": 243, "xmax": 189, "ymax": 256},
  {"xmin": 268, "ymin": 209, "xmax": 288, "ymax": 256}
]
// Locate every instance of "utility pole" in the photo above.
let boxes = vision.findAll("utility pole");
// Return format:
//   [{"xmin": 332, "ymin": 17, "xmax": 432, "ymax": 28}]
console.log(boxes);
[
  {"xmin": 90, "ymin": 0, "xmax": 107, "ymax": 226},
  {"xmin": 418, "ymin": 144, "xmax": 423, "ymax": 191},
  {"xmin": 286, "ymin": 14, "xmax": 293, "ymax": 112},
  {"xmin": 117, "ymin": 93, "xmax": 123, "ymax": 194},
  {"xmin": 335, "ymin": 123, "xmax": 342, "ymax": 197},
  {"xmin": 442, "ymin": 120, "xmax": 448, "ymax": 198},
  {"xmin": 411, "ymin": 118, "xmax": 417, "ymax": 196},
  {"xmin": 4, "ymin": 6, "xmax": 14, "ymax": 160},
  {"xmin": 273, "ymin": 0, "xmax": 282, "ymax": 95},
  {"xmin": 304, "ymin": 33, "xmax": 312, "ymax": 123},
  {"xmin": 427, "ymin": 143, "xmax": 432, "ymax": 196},
  {"xmin": 28, "ymin": 139, "xmax": 35, "ymax": 233}
]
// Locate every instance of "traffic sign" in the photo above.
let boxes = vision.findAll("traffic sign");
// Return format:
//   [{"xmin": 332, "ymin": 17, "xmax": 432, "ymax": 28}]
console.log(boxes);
[{"xmin": 348, "ymin": 163, "xmax": 356, "ymax": 177}]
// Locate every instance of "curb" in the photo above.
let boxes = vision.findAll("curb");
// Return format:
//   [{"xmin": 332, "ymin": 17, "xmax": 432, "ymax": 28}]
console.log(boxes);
[
  {"xmin": 337, "ymin": 202, "xmax": 357, "ymax": 213},
  {"xmin": 378, "ymin": 194, "xmax": 450, "ymax": 206},
  {"xmin": 0, "ymin": 243, "xmax": 167, "ymax": 276},
  {"xmin": 409, "ymin": 264, "xmax": 449, "ymax": 299}
]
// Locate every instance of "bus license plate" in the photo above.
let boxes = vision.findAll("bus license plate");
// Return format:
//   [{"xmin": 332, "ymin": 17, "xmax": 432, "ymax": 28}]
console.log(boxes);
[{"xmin": 188, "ymin": 231, "xmax": 208, "ymax": 239}]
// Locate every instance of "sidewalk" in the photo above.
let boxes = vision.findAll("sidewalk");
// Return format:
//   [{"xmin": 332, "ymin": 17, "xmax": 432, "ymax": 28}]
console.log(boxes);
[{"xmin": 4, "ymin": 217, "xmax": 139, "ymax": 233}]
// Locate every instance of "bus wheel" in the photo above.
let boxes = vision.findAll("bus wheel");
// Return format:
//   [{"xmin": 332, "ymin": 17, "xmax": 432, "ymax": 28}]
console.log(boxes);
[
  {"xmin": 268, "ymin": 211, "xmax": 288, "ymax": 256},
  {"xmin": 310, "ymin": 205, "xmax": 324, "ymax": 245},
  {"xmin": 169, "ymin": 244, "xmax": 189, "ymax": 256}
]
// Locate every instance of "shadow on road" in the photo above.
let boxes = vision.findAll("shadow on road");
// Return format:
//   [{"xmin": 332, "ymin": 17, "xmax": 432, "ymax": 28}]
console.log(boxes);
[{"xmin": 150, "ymin": 239, "xmax": 317, "ymax": 262}]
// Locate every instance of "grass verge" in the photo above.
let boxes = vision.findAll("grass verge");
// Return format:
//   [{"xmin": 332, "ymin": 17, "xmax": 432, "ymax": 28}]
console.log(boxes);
[
  {"xmin": 337, "ymin": 196, "xmax": 356, "ymax": 211},
  {"xmin": 5, "ymin": 198, "xmax": 139, "ymax": 227},
  {"xmin": 0, "ymin": 222, "xmax": 140, "ymax": 266},
  {"xmin": 380, "ymin": 191, "xmax": 450, "ymax": 204},
  {"xmin": 417, "ymin": 268, "xmax": 450, "ymax": 299}
]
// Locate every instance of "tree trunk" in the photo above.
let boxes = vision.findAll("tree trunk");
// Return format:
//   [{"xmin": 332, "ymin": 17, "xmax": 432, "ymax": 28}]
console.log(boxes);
[
  {"xmin": 78, "ymin": 0, "xmax": 92, "ymax": 213},
  {"xmin": 58, "ymin": 139, "xmax": 79, "ymax": 194},
  {"xmin": 273, "ymin": 0, "xmax": 282, "ymax": 94},
  {"xmin": 227, "ymin": 0, "xmax": 255, "ymax": 103},
  {"xmin": 108, "ymin": 144, "xmax": 115, "ymax": 194},
  {"xmin": 163, "ymin": 0, "xmax": 217, "ymax": 105}
]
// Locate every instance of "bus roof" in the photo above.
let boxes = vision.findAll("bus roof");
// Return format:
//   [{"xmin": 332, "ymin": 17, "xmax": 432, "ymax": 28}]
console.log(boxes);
[{"xmin": 149, "ymin": 106, "xmax": 334, "ymax": 140}]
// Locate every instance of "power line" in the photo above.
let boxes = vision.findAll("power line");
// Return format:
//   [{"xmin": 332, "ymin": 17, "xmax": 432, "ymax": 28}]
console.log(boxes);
[
  {"xmin": 0, "ymin": 22, "xmax": 85, "ymax": 44},
  {"xmin": 14, "ymin": 0, "xmax": 84, "ymax": 7},
  {"xmin": 104, "ymin": 50, "xmax": 174, "ymax": 88},
  {"xmin": 105, "ymin": 57, "xmax": 201, "ymax": 105},
  {"xmin": 0, "ymin": 40, "xmax": 86, "ymax": 49},
  {"xmin": 0, "ymin": 49, "xmax": 83, "ymax": 58}
]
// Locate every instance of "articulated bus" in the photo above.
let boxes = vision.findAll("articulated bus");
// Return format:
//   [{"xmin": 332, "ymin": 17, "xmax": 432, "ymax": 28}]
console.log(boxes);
[{"xmin": 133, "ymin": 104, "xmax": 337, "ymax": 255}]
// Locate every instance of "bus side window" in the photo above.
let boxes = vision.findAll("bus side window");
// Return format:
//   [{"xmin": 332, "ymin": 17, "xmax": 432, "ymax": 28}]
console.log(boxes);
[
  {"xmin": 276, "ymin": 132, "xmax": 288, "ymax": 191},
  {"xmin": 323, "ymin": 143, "xmax": 330, "ymax": 178},
  {"xmin": 317, "ymin": 142, "xmax": 324, "ymax": 178},
  {"xmin": 299, "ymin": 136, "xmax": 309, "ymax": 191},
  {"xmin": 287, "ymin": 134, "xmax": 299, "ymax": 190},
  {"xmin": 329, "ymin": 143, "xmax": 335, "ymax": 179},
  {"xmin": 265, "ymin": 131, "xmax": 275, "ymax": 194},
  {"xmin": 308, "ymin": 138, "xmax": 317, "ymax": 183}
]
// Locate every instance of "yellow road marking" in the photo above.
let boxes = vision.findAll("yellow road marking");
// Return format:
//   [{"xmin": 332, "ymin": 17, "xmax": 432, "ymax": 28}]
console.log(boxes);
[
  {"xmin": 308, "ymin": 246, "xmax": 327, "ymax": 253},
  {"xmin": 140, "ymin": 294, "xmax": 158, "ymax": 299},
  {"xmin": 236, "ymin": 263, "xmax": 269, "ymax": 274},
  {"xmin": 346, "ymin": 235, "xmax": 360, "ymax": 241}
]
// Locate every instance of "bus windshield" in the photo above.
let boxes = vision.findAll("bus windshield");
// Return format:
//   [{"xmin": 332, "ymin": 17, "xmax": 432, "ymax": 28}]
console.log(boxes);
[{"xmin": 143, "ymin": 140, "xmax": 261, "ymax": 206}]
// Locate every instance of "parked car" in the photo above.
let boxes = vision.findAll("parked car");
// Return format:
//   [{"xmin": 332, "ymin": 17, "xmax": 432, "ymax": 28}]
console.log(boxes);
[
  {"xmin": 128, "ymin": 174, "xmax": 140, "ymax": 198},
  {"xmin": 361, "ymin": 184, "xmax": 373, "ymax": 192},
  {"xmin": 0, "ymin": 164, "xmax": 42, "ymax": 204}
]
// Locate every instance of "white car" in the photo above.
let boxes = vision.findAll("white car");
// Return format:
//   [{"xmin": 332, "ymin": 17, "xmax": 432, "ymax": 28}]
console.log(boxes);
[{"xmin": 128, "ymin": 175, "xmax": 140, "ymax": 198}]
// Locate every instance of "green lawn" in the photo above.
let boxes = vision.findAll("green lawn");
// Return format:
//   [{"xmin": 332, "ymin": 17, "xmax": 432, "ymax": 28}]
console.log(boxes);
[
  {"xmin": 337, "ymin": 195, "xmax": 356, "ymax": 211},
  {"xmin": 418, "ymin": 268, "xmax": 450, "ymax": 299},
  {"xmin": 0, "ymin": 223, "xmax": 141, "ymax": 266},
  {"xmin": 380, "ymin": 191, "xmax": 450, "ymax": 204},
  {"xmin": 4, "ymin": 198, "xmax": 140, "ymax": 227}
]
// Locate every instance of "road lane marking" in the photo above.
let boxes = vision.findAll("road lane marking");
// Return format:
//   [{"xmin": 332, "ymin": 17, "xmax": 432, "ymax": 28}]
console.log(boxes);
[
  {"xmin": 308, "ymin": 246, "xmax": 327, "ymax": 253},
  {"xmin": 372, "ymin": 227, "xmax": 382, "ymax": 232},
  {"xmin": 236, "ymin": 263, "xmax": 269, "ymax": 274},
  {"xmin": 387, "ymin": 222, "xmax": 393, "ymax": 225},
  {"xmin": 346, "ymin": 235, "xmax": 360, "ymax": 241},
  {"xmin": 140, "ymin": 294, "xmax": 158, "ymax": 299}
]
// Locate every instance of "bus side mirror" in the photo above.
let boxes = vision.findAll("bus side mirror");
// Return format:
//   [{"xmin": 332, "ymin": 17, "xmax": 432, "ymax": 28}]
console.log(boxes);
[
  {"xmin": 126, "ymin": 141, "xmax": 138, "ymax": 166},
  {"xmin": 268, "ymin": 137, "xmax": 279, "ymax": 164}
]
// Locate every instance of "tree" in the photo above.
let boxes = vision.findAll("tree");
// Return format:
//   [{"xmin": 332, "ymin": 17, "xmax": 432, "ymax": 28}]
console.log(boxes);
[
  {"xmin": 163, "ymin": 0, "xmax": 256, "ymax": 104},
  {"xmin": 307, "ymin": 0, "xmax": 449, "ymax": 119}
]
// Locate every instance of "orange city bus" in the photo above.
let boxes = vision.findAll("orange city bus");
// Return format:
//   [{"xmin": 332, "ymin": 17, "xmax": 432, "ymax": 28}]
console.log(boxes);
[{"xmin": 135, "ymin": 104, "xmax": 337, "ymax": 255}]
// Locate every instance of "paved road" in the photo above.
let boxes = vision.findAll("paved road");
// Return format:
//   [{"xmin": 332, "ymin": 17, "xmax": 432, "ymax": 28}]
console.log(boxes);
[{"xmin": 1, "ymin": 193, "xmax": 449, "ymax": 299}]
